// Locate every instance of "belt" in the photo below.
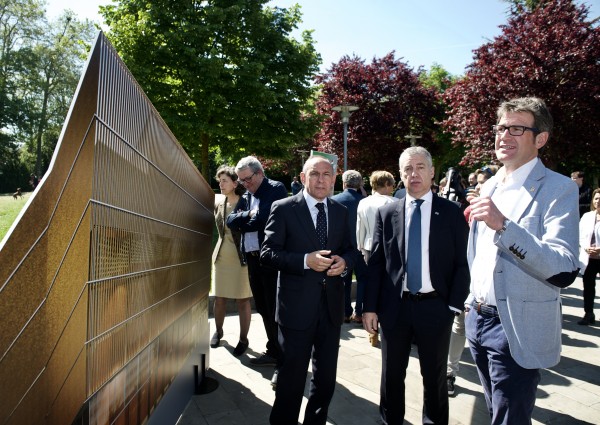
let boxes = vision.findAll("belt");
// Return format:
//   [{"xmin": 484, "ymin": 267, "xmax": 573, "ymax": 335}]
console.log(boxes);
[
  {"xmin": 246, "ymin": 250, "xmax": 260, "ymax": 257},
  {"xmin": 471, "ymin": 301, "xmax": 499, "ymax": 317},
  {"xmin": 402, "ymin": 291, "xmax": 439, "ymax": 301}
]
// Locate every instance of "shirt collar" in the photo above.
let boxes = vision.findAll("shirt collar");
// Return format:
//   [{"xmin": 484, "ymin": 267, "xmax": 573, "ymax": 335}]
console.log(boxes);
[
  {"xmin": 496, "ymin": 157, "xmax": 538, "ymax": 190},
  {"xmin": 405, "ymin": 190, "xmax": 433, "ymax": 206},
  {"xmin": 303, "ymin": 190, "xmax": 327, "ymax": 211}
]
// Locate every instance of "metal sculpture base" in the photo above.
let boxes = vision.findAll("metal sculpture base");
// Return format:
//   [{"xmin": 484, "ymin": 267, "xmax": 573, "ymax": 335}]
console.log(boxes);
[{"xmin": 194, "ymin": 354, "xmax": 219, "ymax": 394}]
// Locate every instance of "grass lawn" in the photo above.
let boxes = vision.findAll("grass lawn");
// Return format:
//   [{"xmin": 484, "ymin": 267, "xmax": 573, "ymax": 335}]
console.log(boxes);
[{"xmin": 0, "ymin": 192, "xmax": 30, "ymax": 242}]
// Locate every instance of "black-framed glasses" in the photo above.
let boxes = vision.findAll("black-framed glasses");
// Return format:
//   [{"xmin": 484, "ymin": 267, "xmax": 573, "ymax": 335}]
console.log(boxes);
[
  {"xmin": 238, "ymin": 172, "xmax": 257, "ymax": 184},
  {"xmin": 492, "ymin": 124, "xmax": 540, "ymax": 136}
]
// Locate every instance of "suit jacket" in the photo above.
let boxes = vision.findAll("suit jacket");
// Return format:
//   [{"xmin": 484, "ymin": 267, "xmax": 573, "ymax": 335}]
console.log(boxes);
[
  {"xmin": 331, "ymin": 188, "xmax": 364, "ymax": 247},
  {"xmin": 226, "ymin": 177, "xmax": 288, "ymax": 247},
  {"xmin": 260, "ymin": 193, "xmax": 356, "ymax": 330},
  {"xmin": 212, "ymin": 195, "xmax": 244, "ymax": 265},
  {"xmin": 363, "ymin": 194, "xmax": 470, "ymax": 327},
  {"xmin": 466, "ymin": 160, "xmax": 579, "ymax": 369}
]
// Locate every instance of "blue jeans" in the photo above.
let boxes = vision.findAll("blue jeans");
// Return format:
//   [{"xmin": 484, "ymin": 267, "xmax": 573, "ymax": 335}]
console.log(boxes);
[
  {"xmin": 343, "ymin": 252, "xmax": 367, "ymax": 317},
  {"xmin": 465, "ymin": 308, "xmax": 540, "ymax": 424}
]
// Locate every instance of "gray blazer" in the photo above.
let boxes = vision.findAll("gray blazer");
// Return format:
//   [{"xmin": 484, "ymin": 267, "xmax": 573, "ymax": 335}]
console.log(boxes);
[{"xmin": 466, "ymin": 160, "xmax": 579, "ymax": 369}]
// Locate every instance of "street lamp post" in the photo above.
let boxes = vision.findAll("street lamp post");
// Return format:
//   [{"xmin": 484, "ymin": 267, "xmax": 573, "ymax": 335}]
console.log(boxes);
[{"xmin": 332, "ymin": 105, "xmax": 359, "ymax": 172}]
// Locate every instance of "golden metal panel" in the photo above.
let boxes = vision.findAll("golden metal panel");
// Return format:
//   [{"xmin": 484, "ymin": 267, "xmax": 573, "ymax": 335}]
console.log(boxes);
[{"xmin": 0, "ymin": 32, "xmax": 213, "ymax": 425}]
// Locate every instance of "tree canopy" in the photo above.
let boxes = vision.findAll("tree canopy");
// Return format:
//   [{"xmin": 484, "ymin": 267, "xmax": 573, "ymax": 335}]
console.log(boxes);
[
  {"xmin": 0, "ymin": 0, "xmax": 94, "ymax": 191},
  {"xmin": 314, "ymin": 53, "xmax": 441, "ymax": 176},
  {"xmin": 100, "ymin": 0, "xmax": 321, "ymax": 178},
  {"xmin": 443, "ymin": 0, "xmax": 600, "ymax": 173}
]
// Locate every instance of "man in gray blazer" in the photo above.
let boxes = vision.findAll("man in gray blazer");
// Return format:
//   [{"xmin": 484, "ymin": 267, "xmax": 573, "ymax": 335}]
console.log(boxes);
[{"xmin": 466, "ymin": 97, "xmax": 579, "ymax": 424}]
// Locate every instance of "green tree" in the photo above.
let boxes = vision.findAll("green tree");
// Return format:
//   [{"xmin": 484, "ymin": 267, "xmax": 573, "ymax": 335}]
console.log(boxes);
[
  {"xmin": 418, "ymin": 63, "xmax": 464, "ymax": 180},
  {"xmin": 101, "ymin": 0, "xmax": 321, "ymax": 179},
  {"xmin": 15, "ymin": 12, "xmax": 95, "ymax": 178}
]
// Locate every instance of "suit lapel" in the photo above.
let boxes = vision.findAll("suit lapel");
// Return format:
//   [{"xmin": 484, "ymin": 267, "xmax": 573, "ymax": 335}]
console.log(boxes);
[
  {"xmin": 393, "ymin": 199, "xmax": 406, "ymax": 259},
  {"xmin": 293, "ymin": 193, "xmax": 322, "ymax": 250}
]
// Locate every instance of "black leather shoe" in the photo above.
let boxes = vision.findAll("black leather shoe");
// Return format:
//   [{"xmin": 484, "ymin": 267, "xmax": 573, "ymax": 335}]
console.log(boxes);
[
  {"xmin": 232, "ymin": 340, "xmax": 249, "ymax": 357},
  {"xmin": 578, "ymin": 313, "xmax": 596, "ymax": 326},
  {"xmin": 250, "ymin": 353, "xmax": 277, "ymax": 366},
  {"xmin": 210, "ymin": 331, "xmax": 223, "ymax": 348}
]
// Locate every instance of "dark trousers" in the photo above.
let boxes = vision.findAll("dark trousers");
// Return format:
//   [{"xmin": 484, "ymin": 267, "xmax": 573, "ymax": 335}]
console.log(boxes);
[
  {"xmin": 246, "ymin": 254, "xmax": 281, "ymax": 362},
  {"xmin": 465, "ymin": 308, "xmax": 540, "ymax": 425},
  {"xmin": 343, "ymin": 252, "xmax": 368, "ymax": 317},
  {"xmin": 270, "ymin": 289, "xmax": 341, "ymax": 425},
  {"xmin": 582, "ymin": 258, "xmax": 600, "ymax": 314},
  {"xmin": 379, "ymin": 296, "xmax": 453, "ymax": 425}
]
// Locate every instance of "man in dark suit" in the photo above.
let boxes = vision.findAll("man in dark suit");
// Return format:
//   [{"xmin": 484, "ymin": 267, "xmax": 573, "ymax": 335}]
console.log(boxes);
[
  {"xmin": 226, "ymin": 156, "xmax": 288, "ymax": 379},
  {"xmin": 363, "ymin": 146, "xmax": 470, "ymax": 425},
  {"xmin": 261, "ymin": 155, "xmax": 356, "ymax": 425},
  {"xmin": 331, "ymin": 170, "xmax": 368, "ymax": 323}
]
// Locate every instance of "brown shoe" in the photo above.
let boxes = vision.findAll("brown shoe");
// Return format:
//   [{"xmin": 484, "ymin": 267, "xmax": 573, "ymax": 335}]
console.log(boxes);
[{"xmin": 351, "ymin": 314, "xmax": 363, "ymax": 324}]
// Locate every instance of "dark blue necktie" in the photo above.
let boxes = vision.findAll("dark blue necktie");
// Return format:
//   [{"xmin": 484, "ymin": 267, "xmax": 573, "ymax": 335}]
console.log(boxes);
[
  {"xmin": 316, "ymin": 202, "xmax": 327, "ymax": 249},
  {"xmin": 407, "ymin": 199, "xmax": 424, "ymax": 294}
]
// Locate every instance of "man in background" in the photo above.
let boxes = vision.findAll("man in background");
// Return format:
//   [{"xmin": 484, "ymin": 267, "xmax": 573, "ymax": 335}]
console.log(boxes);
[
  {"xmin": 227, "ymin": 156, "xmax": 288, "ymax": 386},
  {"xmin": 332, "ymin": 170, "xmax": 368, "ymax": 323}
]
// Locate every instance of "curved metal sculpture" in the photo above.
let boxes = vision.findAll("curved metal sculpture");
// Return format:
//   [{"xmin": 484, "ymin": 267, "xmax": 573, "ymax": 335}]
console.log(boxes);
[{"xmin": 0, "ymin": 32, "xmax": 213, "ymax": 425}]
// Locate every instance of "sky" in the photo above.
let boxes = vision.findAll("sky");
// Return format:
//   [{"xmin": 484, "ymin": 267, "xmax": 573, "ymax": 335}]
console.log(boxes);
[{"xmin": 45, "ymin": 0, "xmax": 600, "ymax": 76}]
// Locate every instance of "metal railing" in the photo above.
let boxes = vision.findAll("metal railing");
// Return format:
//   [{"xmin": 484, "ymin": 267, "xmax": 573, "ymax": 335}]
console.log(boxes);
[{"xmin": 0, "ymin": 32, "xmax": 213, "ymax": 425}]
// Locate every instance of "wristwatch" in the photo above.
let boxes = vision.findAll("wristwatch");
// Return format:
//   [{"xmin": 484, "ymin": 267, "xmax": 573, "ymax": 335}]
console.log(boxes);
[{"xmin": 497, "ymin": 218, "xmax": 510, "ymax": 235}]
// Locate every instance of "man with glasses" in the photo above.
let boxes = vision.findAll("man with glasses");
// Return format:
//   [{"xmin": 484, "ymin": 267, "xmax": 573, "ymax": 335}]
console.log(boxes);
[
  {"xmin": 466, "ymin": 97, "xmax": 579, "ymax": 424},
  {"xmin": 227, "ymin": 156, "xmax": 288, "ymax": 385}
]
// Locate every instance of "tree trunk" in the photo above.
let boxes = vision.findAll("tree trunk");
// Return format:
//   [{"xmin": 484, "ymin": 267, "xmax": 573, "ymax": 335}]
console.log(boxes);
[
  {"xmin": 200, "ymin": 132, "xmax": 210, "ymax": 181},
  {"xmin": 35, "ymin": 77, "xmax": 51, "ymax": 178}
]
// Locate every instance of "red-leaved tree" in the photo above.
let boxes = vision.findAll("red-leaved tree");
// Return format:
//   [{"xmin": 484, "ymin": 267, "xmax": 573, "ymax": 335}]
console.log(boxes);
[
  {"xmin": 314, "ymin": 53, "xmax": 442, "ymax": 176},
  {"xmin": 443, "ymin": 0, "xmax": 600, "ymax": 173}
]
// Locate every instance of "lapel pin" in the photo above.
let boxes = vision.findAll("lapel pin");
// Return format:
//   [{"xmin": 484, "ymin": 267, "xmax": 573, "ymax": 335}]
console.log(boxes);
[
  {"xmin": 530, "ymin": 186, "xmax": 535, "ymax": 192},
  {"xmin": 435, "ymin": 212, "xmax": 440, "ymax": 215}
]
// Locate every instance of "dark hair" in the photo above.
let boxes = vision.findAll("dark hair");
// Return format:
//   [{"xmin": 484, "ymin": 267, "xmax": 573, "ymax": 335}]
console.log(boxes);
[
  {"xmin": 215, "ymin": 165, "xmax": 246, "ymax": 196},
  {"xmin": 497, "ymin": 97, "xmax": 553, "ymax": 136},
  {"xmin": 591, "ymin": 188, "xmax": 600, "ymax": 212}
]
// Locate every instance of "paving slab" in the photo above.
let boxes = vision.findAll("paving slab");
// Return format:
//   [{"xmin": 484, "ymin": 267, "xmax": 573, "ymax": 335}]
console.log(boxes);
[{"xmin": 178, "ymin": 277, "xmax": 599, "ymax": 424}]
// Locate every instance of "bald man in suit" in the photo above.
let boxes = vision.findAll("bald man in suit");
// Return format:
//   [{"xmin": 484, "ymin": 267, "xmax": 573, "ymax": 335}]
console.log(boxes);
[{"xmin": 261, "ymin": 155, "xmax": 356, "ymax": 425}]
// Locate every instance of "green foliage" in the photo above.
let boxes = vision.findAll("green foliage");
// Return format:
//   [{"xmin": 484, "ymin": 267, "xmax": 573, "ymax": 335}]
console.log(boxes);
[
  {"xmin": 0, "ymin": 1, "xmax": 95, "ymax": 183},
  {"xmin": 101, "ymin": 0, "xmax": 321, "ymax": 178}
]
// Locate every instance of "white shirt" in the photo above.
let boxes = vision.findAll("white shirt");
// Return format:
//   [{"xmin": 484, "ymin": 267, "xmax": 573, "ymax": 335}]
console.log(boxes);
[
  {"xmin": 471, "ymin": 157, "xmax": 538, "ymax": 305},
  {"xmin": 404, "ymin": 191, "xmax": 434, "ymax": 293},
  {"xmin": 356, "ymin": 192, "xmax": 398, "ymax": 254},
  {"xmin": 244, "ymin": 193, "xmax": 261, "ymax": 252}
]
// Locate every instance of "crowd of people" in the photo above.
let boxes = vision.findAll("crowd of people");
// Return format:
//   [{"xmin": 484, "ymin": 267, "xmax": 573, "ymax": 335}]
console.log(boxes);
[{"xmin": 208, "ymin": 97, "xmax": 594, "ymax": 425}]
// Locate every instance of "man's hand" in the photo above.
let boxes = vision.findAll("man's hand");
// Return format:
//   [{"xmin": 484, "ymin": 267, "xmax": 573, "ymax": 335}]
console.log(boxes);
[
  {"xmin": 362, "ymin": 312, "xmax": 379, "ymax": 334},
  {"xmin": 306, "ymin": 250, "xmax": 334, "ymax": 272},
  {"xmin": 469, "ymin": 196, "xmax": 506, "ymax": 231},
  {"xmin": 327, "ymin": 255, "xmax": 346, "ymax": 276}
]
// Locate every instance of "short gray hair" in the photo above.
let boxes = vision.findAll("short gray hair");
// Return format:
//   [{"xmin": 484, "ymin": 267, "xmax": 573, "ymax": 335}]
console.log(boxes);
[
  {"xmin": 342, "ymin": 170, "xmax": 362, "ymax": 189},
  {"xmin": 235, "ymin": 156, "xmax": 264, "ymax": 174},
  {"xmin": 399, "ymin": 146, "xmax": 433, "ymax": 169},
  {"xmin": 497, "ymin": 97, "xmax": 553, "ymax": 136}
]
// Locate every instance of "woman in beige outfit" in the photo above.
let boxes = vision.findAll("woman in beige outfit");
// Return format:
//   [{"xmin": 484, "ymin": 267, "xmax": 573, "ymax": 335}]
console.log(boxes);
[{"xmin": 211, "ymin": 165, "xmax": 253, "ymax": 356}]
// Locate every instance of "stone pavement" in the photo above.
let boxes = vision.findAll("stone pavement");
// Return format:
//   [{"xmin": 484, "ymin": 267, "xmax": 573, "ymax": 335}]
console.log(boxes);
[{"xmin": 177, "ymin": 277, "xmax": 600, "ymax": 424}]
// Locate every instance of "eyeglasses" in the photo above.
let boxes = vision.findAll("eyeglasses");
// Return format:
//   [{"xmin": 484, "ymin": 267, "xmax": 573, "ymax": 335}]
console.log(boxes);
[
  {"xmin": 492, "ymin": 125, "xmax": 540, "ymax": 136},
  {"xmin": 238, "ymin": 172, "xmax": 257, "ymax": 184}
]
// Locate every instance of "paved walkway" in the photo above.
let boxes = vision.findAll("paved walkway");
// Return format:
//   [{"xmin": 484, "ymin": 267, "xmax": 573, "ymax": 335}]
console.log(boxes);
[{"xmin": 177, "ymin": 277, "xmax": 600, "ymax": 424}]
